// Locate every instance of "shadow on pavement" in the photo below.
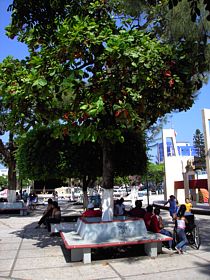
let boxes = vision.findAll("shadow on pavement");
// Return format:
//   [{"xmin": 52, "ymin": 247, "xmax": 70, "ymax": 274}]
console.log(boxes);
[
  {"xmin": 61, "ymin": 243, "xmax": 148, "ymax": 264},
  {"xmin": 193, "ymin": 262, "xmax": 210, "ymax": 278},
  {"xmin": 10, "ymin": 221, "xmax": 63, "ymax": 248}
]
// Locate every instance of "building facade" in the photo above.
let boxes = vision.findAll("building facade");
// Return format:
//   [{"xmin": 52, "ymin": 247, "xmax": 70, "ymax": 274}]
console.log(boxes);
[{"xmin": 157, "ymin": 141, "xmax": 198, "ymax": 163}]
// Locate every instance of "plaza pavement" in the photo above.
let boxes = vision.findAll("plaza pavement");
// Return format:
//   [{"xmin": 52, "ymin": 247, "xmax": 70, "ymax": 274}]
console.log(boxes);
[{"xmin": 0, "ymin": 198, "xmax": 210, "ymax": 280}]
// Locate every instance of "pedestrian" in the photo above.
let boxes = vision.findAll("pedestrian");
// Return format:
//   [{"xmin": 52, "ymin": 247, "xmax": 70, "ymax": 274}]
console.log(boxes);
[
  {"xmin": 22, "ymin": 190, "xmax": 28, "ymax": 204},
  {"xmin": 185, "ymin": 198, "xmax": 192, "ymax": 213},
  {"xmin": 28, "ymin": 192, "xmax": 38, "ymax": 210},
  {"xmin": 175, "ymin": 204, "xmax": 188, "ymax": 254},
  {"xmin": 164, "ymin": 195, "xmax": 177, "ymax": 220}
]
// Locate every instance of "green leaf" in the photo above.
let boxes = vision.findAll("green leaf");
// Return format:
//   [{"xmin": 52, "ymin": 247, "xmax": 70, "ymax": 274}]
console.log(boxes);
[
  {"xmin": 80, "ymin": 104, "xmax": 89, "ymax": 110},
  {"xmin": 32, "ymin": 78, "xmax": 47, "ymax": 87},
  {"xmin": 119, "ymin": 135, "xmax": 124, "ymax": 143},
  {"xmin": 89, "ymin": 108, "xmax": 97, "ymax": 115},
  {"xmin": 106, "ymin": 47, "xmax": 113, "ymax": 52}
]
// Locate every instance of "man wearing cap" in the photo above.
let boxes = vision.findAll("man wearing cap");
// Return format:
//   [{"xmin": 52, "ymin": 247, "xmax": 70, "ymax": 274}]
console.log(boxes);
[{"xmin": 82, "ymin": 203, "xmax": 102, "ymax": 217}]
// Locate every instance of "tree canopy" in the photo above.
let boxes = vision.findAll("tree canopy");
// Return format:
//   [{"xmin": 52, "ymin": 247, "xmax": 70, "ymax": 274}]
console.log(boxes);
[
  {"xmin": 169, "ymin": 0, "xmax": 210, "ymax": 22},
  {"xmin": 0, "ymin": 0, "xmax": 209, "ymax": 196},
  {"xmin": 16, "ymin": 126, "xmax": 147, "ymax": 181},
  {"xmin": 2, "ymin": 1, "xmax": 205, "ymax": 135}
]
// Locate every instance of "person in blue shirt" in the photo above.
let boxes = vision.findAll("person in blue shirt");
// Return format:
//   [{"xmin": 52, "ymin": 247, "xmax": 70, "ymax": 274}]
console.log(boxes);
[{"xmin": 164, "ymin": 195, "xmax": 177, "ymax": 220}]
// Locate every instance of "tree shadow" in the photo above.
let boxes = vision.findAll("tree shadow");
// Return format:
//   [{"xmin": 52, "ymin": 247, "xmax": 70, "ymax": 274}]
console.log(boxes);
[
  {"xmin": 192, "ymin": 262, "xmax": 210, "ymax": 277},
  {"xmin": 61, "ymin": 243, "xmax": 148, "ymax": 264},
  {"xmin": 10, "ymin": 221, "xmax": 63, "ymax": 248}
]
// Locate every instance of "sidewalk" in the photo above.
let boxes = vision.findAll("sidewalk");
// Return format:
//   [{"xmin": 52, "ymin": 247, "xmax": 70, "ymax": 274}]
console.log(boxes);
[{"xmin": 0, "ymin": 202, "xmax": 210, "ymax": 280}]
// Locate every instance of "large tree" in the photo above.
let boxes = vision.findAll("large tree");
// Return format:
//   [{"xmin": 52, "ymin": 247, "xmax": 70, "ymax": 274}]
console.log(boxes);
[
  {"xmin": 1, "ymin": 0, "xmax": 208, "ymax": 219},
  {"xmin": 142, "ymin": 162, "xmax": 164, "ymax": 189},
  {"xmin": 0, "ymin": 56, "xmax": 60, "ymax": 202},
  {"xmin": 0, "ymin": 58, "xmax": 21, "ymax": 200}
]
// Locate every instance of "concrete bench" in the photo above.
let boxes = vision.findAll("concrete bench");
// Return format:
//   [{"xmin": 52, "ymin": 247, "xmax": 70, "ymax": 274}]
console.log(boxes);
[
  {"xmin": 60, "ymin": 217, "xmax": 173, "ymax": 264},
  {"xmin": 0, "ymin": 201, "xmax": 28, "ymax": 216},
  {"xmin": 61, "ymin": 215, "xmax": 80, "ymax": 222},
  {"xmin": 51, "ymin": 217, "xmax": 99, "ymax": 233},
  {"xmin": 51, "ymin": 222, "xmax": 77, "ymax": 233}
]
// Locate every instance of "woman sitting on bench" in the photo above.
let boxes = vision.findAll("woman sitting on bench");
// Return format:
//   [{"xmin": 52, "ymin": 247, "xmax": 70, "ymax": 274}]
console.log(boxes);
[
  {"xmin": 46, "ymin": 201, "xmax": 61, "ymax": 232},
  {"xmin": 35, "ymin": 198, "xmax": 53, "ymax": 228}
]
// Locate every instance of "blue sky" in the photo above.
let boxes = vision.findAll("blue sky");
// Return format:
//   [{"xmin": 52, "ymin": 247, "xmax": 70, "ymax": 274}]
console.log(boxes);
[
  {"xmin": 0, "ymin": 0, "xmax": 210, "ymax": 153},
  {"xmin": 0, "ymin": 0, "xmax": 28, "ymax": 61},
  {"xmin": 164, "ymin": 83, "xmax": 209, "ymax": 143}
]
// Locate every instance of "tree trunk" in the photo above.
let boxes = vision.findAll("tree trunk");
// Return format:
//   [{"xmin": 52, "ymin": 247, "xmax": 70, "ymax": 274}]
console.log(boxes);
[
  {"xmin": 82, "ymin": 177, "xmax": 88, "ymax": 210},
  {"xmin": 7, "ymin": 157, "xmax": 17, "ymax": 202},
  {"xmin": 8, "ymin": 133, "xmax": 17, "ymax": 187},
  {"xmin": 101, "ymin": 139, "xmax": 114, "ymax": 221},
  {"xmin": 3, "ymin": 132, "xmax": 17, "ymax": 203}
]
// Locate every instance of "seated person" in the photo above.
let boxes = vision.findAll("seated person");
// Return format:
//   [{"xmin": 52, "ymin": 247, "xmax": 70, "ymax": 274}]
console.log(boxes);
[
  {"xmin": 144, "ymin": 205, "xmax": 153, "ymax": 230},
  {"xmin": 185, "ymin": 198, "xmax": 193, "ymax": 213},
  {"xmin": 35, "ymin": 198, "xmax": 53, "ymax": 228},
  {"xmin": 150, "ymin": 207, "xmax": 173, "ymax": 249},
  {"xmin": 46, "ymin": 201, "xmax": 61, "ymax": 232},
  {"xmin": 82, "ymin": 203, "xmax": 102, "ymax": 217},
  {"xmin": 28, "ymin": 192, "xmax": 38, "ymax": 210},
  {"xmin": 16, "ymin": 192, "xmax": 21, "ymax": 201},
  {"xmin": 128, "ymin": 200, "xmax": 146, "ymax": 218},
  {"xmin": 114, "ymin": 197, "xmax": 125, "ymax": 216}
]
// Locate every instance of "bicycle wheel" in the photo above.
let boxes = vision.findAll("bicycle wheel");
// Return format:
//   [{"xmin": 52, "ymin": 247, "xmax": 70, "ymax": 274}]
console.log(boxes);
[
  {"xmin": 186, "ymin": 231, "xmax": 194, "ymax": 245},
  {"xmin": 192, "ymin": 226, "xmax": 201, "ymax": 249}
]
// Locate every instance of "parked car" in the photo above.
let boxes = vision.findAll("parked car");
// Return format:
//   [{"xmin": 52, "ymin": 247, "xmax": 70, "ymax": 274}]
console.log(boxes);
[{"xmin": 113, "ymin": 187, "xmax": 126, "ymax": 198}]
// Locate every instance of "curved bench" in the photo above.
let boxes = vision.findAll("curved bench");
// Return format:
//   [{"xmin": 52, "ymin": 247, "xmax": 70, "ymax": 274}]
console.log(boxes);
[{"xmin": 60, "ymin": 217, "xmax": 173, "ymax": 264}]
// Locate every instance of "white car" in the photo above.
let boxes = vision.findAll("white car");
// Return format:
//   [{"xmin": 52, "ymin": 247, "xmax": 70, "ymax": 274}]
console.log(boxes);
[{"xmin": 113, "ymin": 188, "xmax": 126, "ymax": 198}]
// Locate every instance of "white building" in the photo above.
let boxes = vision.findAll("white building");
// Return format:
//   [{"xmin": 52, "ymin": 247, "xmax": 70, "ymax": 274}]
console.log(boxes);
[{"xmin": 0, "ymin": 168, "xmax": 8, "ymax": 177}]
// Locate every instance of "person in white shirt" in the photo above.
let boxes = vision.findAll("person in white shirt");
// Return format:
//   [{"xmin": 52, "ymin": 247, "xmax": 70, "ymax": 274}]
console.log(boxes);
[
  {"xmin": 114, "ymin": 198, "xmax": 125, "ymax": 216},
  {"xmin": 175, "ymin": 204, "xmax": 188, "ymax": 254}
]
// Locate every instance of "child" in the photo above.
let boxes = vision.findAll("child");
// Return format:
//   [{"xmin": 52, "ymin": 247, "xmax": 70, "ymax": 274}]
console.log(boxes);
[
  {"xmin": 175, "ymin": 204, "xmax": 188, "ymax": 254},
  {"xmin": 185, "ymin": 198, "xmax": 192, "ymax": 213},
  {"xmin": 164, "ymin": 195, "xmax": 177, "ymax": 220}
]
